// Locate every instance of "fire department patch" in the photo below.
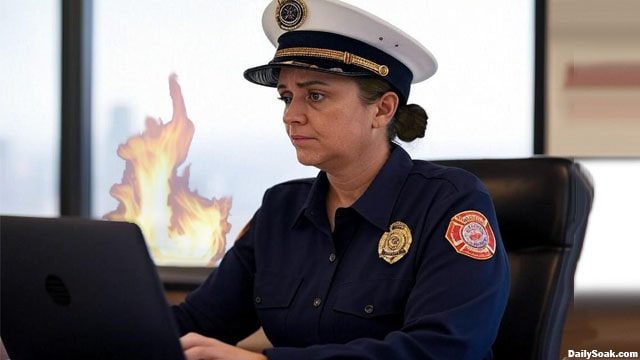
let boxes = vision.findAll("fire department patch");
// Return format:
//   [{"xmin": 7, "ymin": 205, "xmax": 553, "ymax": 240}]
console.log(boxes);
[
  {"xmin": 445, "ymin": 210, "xmax": 496, "ymax": 260},
  {"xmin": 378, "ymin": 221, "xmax": 412, "ymax": 264}
]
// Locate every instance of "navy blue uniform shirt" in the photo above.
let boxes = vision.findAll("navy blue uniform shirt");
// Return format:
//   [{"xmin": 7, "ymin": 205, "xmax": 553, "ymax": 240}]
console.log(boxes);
[{"xmin": 172, "ymin": 145, "xmax": 510, "ymax": 359}]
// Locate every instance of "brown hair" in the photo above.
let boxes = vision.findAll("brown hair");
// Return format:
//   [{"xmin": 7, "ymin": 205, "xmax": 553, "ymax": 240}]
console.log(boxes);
[{"xmin": 355, "ymin": 77, "xmax": 428, "ymax": 143}]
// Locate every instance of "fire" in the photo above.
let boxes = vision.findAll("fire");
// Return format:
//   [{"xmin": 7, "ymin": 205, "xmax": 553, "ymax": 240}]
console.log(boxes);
[{"xmin": 105, "ymin": 74, "xmax": 232, "ymax": 266}]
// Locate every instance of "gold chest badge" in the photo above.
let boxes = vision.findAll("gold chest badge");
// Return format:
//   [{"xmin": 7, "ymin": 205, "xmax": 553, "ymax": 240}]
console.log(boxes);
[{"xmin": 378, "ymin": 221, "xmax": 412, "ymax": 264}]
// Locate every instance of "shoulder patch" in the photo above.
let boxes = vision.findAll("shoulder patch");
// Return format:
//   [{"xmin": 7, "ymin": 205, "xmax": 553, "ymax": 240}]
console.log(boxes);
[{"xmin": 445, "ymin": 210, "xmax": 496, "ymax": 260}]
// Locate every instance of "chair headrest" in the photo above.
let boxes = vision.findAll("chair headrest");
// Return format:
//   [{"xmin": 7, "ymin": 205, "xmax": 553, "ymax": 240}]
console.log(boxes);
[{"xmin": 435, "ymin": 157, "xmax": 594, "ymax": 251}]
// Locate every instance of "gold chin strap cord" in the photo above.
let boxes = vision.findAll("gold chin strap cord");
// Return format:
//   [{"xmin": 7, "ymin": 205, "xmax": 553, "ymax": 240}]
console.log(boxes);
[{"xmin": 275, "ymin": 47, "xmax": 390, "ymax": 77}]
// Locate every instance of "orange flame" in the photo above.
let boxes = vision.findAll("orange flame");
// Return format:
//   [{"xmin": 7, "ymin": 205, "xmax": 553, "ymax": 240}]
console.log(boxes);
[{"xmin": 105, "ymin": 74, "xmax": 231, "ymax": 266}]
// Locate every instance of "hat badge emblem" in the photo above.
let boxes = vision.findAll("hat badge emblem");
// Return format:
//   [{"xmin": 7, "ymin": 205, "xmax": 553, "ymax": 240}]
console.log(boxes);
[{"xmin": 276, "ymin": 0, "xmax": 307, "ymax": 31}]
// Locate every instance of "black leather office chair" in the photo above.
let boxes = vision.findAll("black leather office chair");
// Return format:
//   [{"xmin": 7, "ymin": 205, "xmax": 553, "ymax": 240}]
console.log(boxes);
[{"xmin": 436, "ymin": 157, "xmax": 594, "ymax": 360}]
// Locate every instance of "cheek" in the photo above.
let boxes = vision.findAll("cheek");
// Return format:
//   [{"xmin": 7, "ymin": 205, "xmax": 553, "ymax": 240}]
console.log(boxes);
[
  {"xmin": 337, "ymin": 107, "xmax": 373, "ymax": 133},
  {"xmin": 329, "ymin": 117, "xmax": 372, "ymax": 149}
]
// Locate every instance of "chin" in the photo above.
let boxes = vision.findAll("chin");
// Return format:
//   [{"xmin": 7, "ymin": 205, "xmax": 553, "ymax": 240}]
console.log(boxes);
[
  {"xmin": 296, "ymin": 157, "xmax": 317, "ymax": 168},
  {"xmin": 295, "ymin": 151, "xmax": 322, "ymax": 168}
]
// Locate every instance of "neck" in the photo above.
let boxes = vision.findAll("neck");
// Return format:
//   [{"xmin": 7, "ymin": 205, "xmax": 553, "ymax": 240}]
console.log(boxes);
[{"xmin": 325, "ymin": 145, "xmax": 391, "ymax": 229}]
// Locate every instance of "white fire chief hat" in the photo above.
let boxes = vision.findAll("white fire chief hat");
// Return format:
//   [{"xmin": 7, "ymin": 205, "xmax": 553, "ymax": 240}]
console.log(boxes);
[{"xmin": 243, "ymin": 0, "xmax": 438, "ymax": 104}]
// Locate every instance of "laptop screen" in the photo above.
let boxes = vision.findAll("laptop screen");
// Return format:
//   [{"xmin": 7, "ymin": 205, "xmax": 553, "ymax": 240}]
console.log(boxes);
[{"xmin": 0, "ymin": 216, "xmax": 185, "ymax": 360}]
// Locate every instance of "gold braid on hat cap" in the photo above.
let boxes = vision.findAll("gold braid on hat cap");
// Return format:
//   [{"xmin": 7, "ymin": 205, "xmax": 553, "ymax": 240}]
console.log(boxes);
[{"xmin": 275, "ymin": 47, "xmax": 390, "ymax": 77}]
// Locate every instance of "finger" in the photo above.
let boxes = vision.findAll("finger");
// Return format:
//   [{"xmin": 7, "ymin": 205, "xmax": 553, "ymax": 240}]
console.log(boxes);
[
  {"xmin": 180, "ymin": 332, "xmax": 209, "ymax": 350},
  {"xmin": 183, "ymin": 346, "xmax": 211, "ymax": 360}
]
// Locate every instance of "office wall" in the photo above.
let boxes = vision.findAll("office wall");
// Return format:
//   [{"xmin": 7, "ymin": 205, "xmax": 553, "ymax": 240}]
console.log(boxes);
[{"xmin": 547, "ymin": 0, "xmax": 640, "ymax": 156}]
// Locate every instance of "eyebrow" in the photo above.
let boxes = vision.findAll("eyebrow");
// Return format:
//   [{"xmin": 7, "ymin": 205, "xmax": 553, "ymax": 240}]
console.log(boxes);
[{"xmin": 277, "ymin": 79, "xmax": 330, "ymax": 90}]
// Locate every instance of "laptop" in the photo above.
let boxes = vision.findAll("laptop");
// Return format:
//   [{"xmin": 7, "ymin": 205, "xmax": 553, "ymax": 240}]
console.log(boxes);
[{"xmin": 0, "ymin": 215, "xmax": 186, "ymax": 360}]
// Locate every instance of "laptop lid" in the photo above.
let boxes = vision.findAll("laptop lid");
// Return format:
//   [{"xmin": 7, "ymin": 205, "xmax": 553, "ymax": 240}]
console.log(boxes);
[{"xmin": 0, "ymin": 215, "xmax": 186, "ymax": 360}]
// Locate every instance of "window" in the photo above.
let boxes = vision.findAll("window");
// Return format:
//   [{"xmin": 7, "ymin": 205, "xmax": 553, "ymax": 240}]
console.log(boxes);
[{"xmin": 0, "ymin": 0, "xmax": 60, "ymax": 216}]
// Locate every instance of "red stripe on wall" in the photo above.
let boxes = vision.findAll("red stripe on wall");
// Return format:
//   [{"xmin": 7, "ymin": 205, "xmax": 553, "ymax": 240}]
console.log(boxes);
[{"xmin": 565, "ymin": 63, "xmax": 640, "ymax": 87}]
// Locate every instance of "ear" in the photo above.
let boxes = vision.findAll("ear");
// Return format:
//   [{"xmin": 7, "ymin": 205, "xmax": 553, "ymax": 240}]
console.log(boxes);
[{"xmin": 372, "ymin": 91, "xmax": 399, "ymax": 129}]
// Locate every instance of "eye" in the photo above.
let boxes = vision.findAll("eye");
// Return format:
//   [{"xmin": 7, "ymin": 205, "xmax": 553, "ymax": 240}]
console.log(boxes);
[
  {"xmin": 308, "ymin": 92, "xmax": 324, "ymax": 102},
  {"xmin": 277, "ymin": 95, "xmax": 292, "ymax": 105}
]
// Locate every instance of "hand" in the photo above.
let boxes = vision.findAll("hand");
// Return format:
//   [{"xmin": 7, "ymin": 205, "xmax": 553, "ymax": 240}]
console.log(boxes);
[{"xmin": 180, "ymin": 332, "xmax": 267, "ymax": 360}]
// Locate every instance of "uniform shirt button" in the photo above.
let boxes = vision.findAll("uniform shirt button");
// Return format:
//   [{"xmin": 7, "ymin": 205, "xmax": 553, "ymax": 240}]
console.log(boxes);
[
  {"xmin": 329, "ymin": 253, "xmax": 337, "ymax": 263},
  {"xmin": 255, "ymin": 296, "xmax": 262, "ymax": 304},
  {"xmin": 364, "ymin": 304, "xmax": 374, "ymax": 314},
  {"xmin": 313, "ymin": 297, "xmax": 322, "ymax": 308}
]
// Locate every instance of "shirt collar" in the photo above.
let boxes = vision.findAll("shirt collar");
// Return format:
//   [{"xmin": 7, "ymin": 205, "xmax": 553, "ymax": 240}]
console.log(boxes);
[
  {"xmin": 294, "ymin": 145, "xmax": 413, "ymax": 232},
  {"xmin": 351, "ymin": 145, "xmax": 413, "ymax": 231}
]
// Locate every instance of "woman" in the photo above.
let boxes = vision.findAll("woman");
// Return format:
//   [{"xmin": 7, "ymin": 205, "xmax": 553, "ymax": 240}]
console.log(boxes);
[{"xmin": 172, "ymin": 0, "xmax": 509, "ymax": 359}]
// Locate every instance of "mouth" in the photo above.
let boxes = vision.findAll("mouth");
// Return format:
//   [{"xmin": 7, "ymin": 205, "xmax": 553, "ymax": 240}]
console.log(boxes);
[{"xmin": 290, "ymin": 135, "xmax": 314, "ymax": 146}]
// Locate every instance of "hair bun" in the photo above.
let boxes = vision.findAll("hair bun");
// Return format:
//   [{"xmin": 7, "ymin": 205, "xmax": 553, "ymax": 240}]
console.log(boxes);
[{"xmin": 393, "ymin": 104, "xmax": 428, "ymax": 142}]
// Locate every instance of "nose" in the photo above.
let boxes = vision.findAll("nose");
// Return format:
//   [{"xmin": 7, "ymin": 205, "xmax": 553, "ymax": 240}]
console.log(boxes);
[{"xmin": 282, "ymin": 97, "xmax": 307, "ymax": 125}]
